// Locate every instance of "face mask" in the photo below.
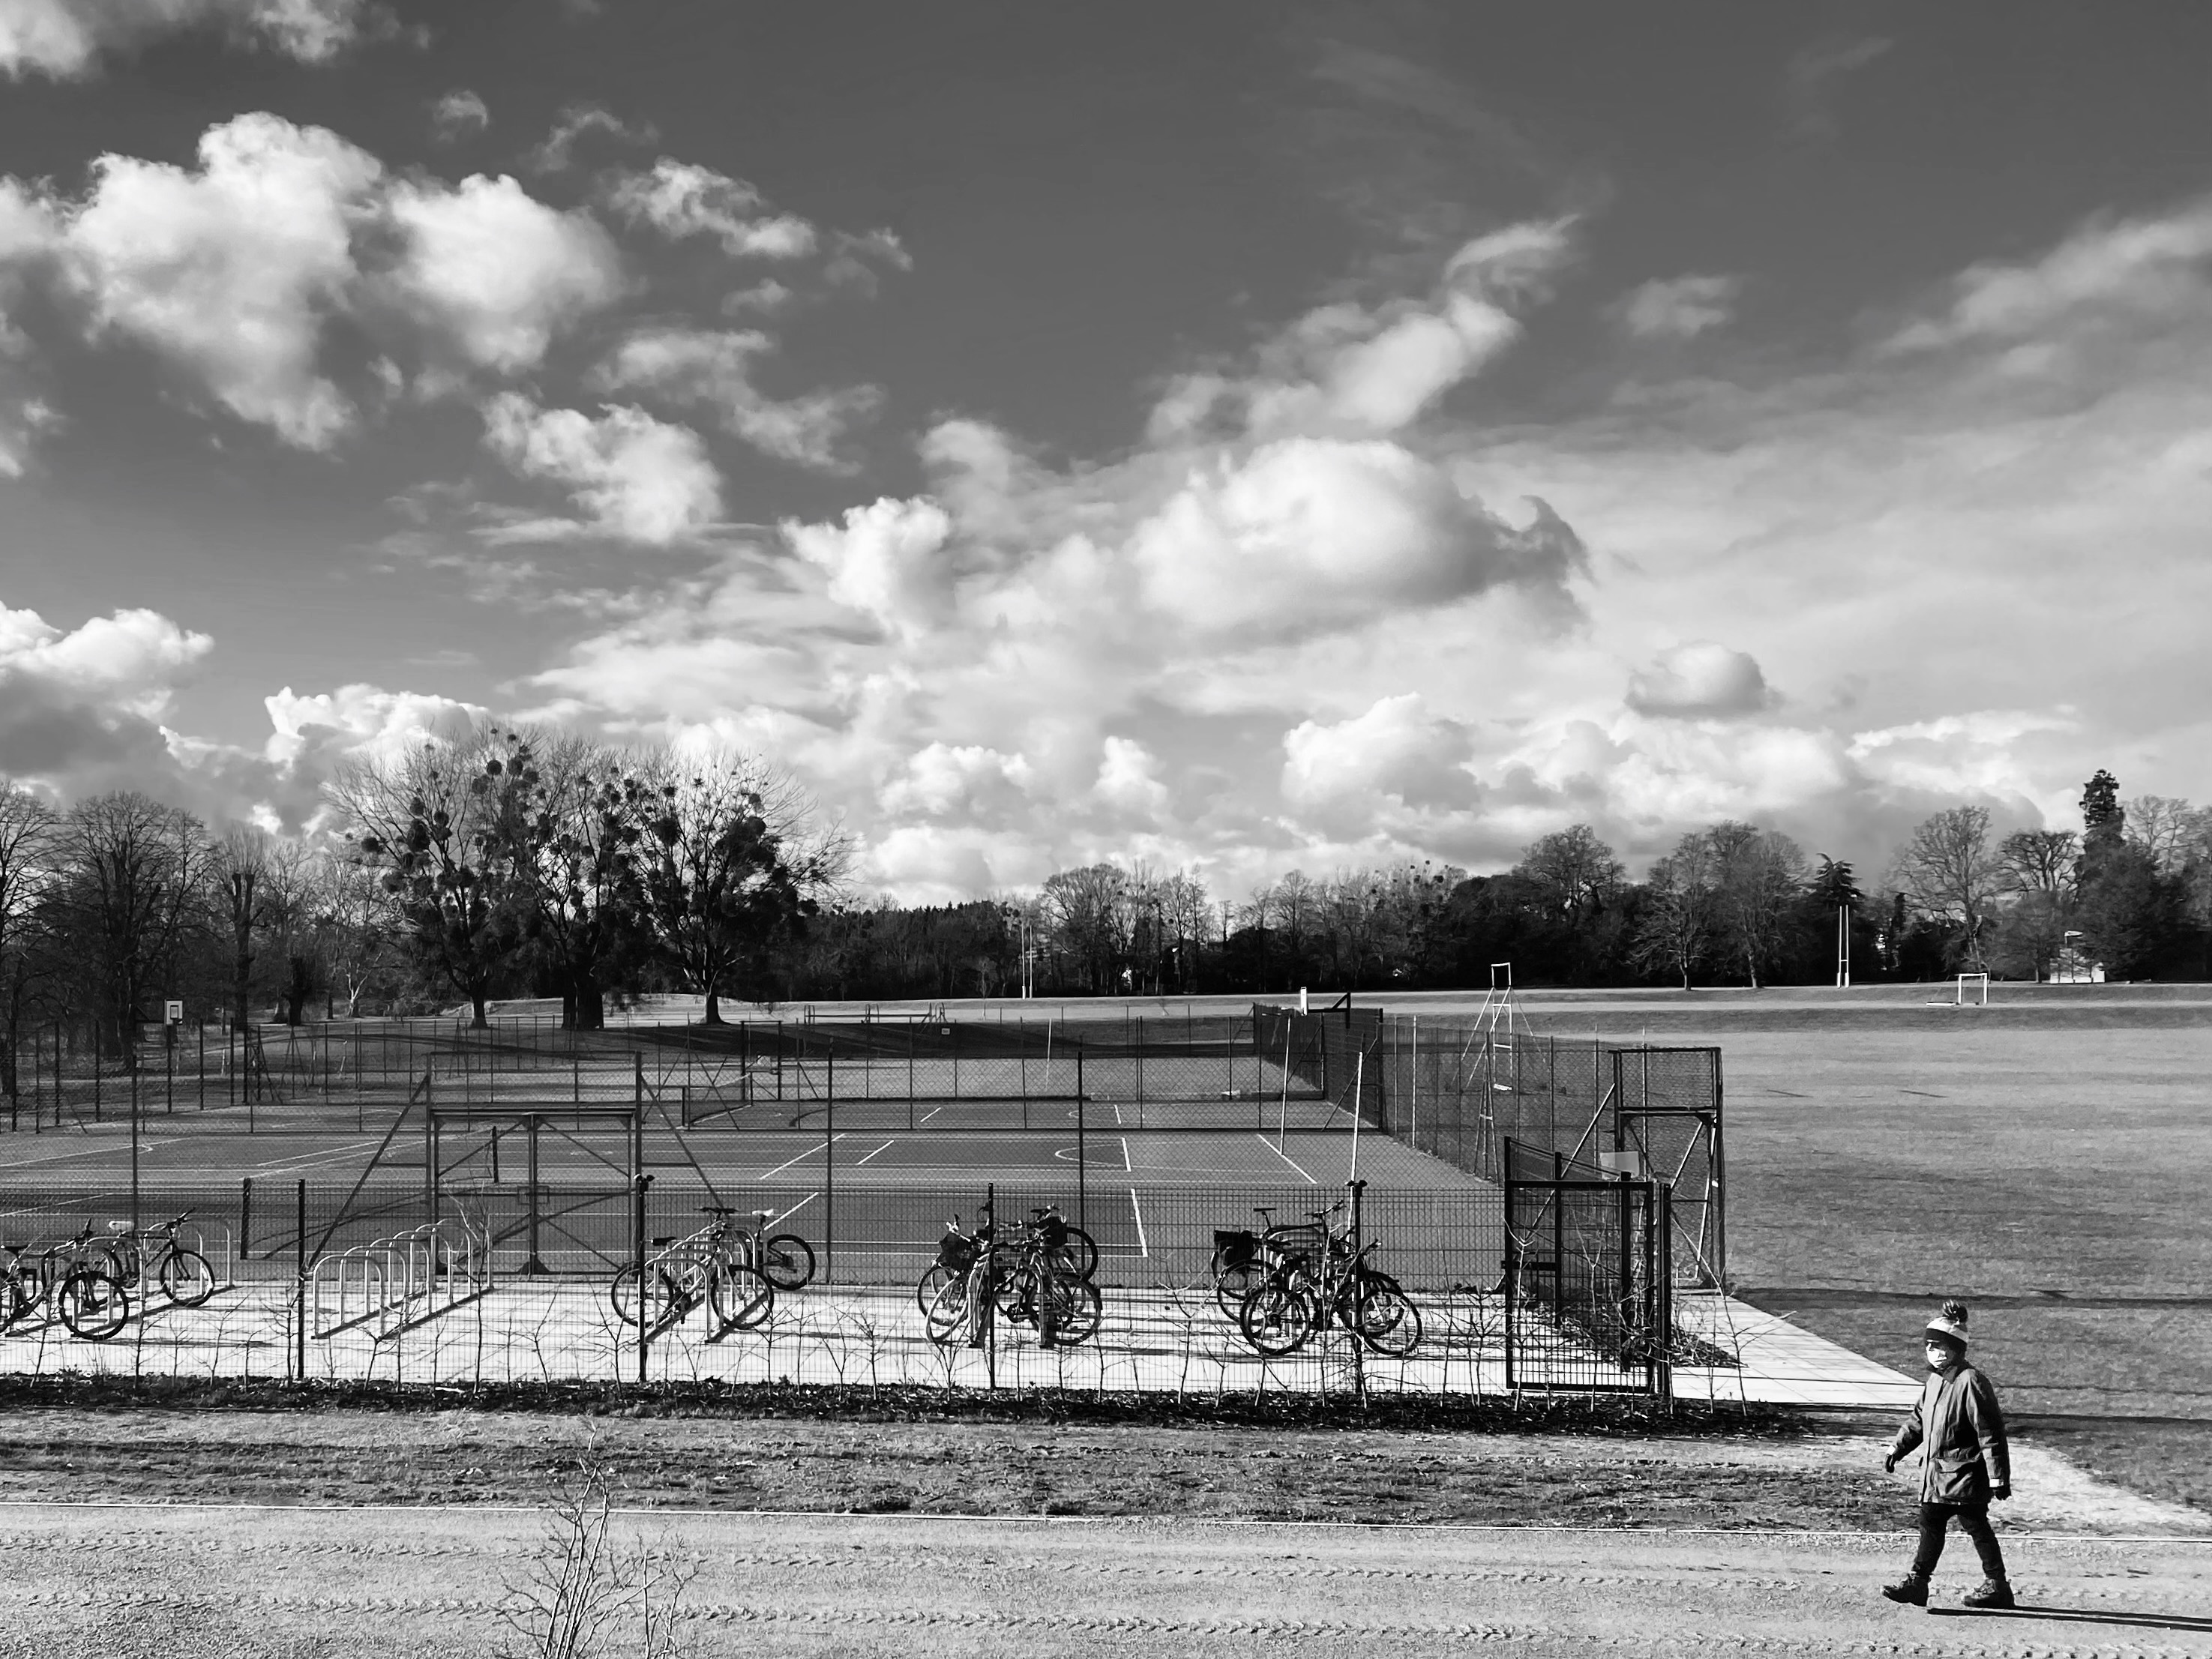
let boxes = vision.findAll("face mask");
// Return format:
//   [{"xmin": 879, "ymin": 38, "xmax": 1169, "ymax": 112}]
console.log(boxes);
[{"xmin": 1926, "ymin": 1343, "xmax": 1954, "ymax": 1372}]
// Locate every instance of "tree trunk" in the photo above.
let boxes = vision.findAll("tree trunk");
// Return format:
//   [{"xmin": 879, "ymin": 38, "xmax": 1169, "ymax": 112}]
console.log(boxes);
[
  {"xmin": 702, "ymin": 985, "xmax": 724, "ymax": 1025},
  {"xmin": 572, "ymin": 969, "xmax": 604, "ymax": 1032},
  {"xmin": 470, "ymin": 992, "xmax": 488, "ymax": 1029}
]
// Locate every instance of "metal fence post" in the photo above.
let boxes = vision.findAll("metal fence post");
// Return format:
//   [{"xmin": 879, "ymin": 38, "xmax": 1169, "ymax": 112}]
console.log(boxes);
[
  {"xmin": 293, "ymin": 1178, "xmax": 308, "ymax": 1382},
  {"xmin": 823, "ymin": 1088, "xmax": 835, "ymax": 1283},
  {"xmin": 634, "ymin": 1172, "xmax": 652, "ymax": 1385},
  {"xmin": 240, "ymin": 1176, "xmax": 253, "ymax": 1262}
]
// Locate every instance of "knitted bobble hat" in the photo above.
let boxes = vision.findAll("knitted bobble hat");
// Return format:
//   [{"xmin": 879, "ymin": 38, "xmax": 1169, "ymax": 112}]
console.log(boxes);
[{"xmin": 1924, "ymin": 1299, "xmax": 1970, "ymax": 1346}]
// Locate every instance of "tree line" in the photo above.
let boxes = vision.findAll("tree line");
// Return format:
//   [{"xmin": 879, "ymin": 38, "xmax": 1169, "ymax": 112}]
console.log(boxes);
[
  {"xmin": 0, "ymin": 732, "xmax": 844, "ymax": 1089},
  {"xmin": 4, "ymin": 738, "xmax": 2206, "ymax": 1100}
]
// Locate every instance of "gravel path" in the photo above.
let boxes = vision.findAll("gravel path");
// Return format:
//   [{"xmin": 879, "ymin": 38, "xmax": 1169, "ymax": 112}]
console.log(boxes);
[{"xmin": 1, "ymin": 1502, "xmax": 2210, "ymax": 1659}]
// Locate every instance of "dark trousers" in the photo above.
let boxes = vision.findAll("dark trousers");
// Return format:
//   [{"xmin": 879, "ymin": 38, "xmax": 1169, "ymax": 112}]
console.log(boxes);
[{"xmin": 1911, "ymin": 1502, "xmax": 2007, "ymax": 1581}]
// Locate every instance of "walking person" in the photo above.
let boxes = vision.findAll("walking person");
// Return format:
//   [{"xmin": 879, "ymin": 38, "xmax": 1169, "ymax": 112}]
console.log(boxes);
[{"xmin": 1881, "ymin": 1301, "xmax": 2014, "ymax": 1610}]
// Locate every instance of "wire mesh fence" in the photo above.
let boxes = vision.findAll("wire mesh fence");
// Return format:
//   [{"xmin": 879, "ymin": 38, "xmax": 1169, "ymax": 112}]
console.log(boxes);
[
  {"xmin": 0, "ymin": 1172, "xmax": 1682, "ymax": 1398},
  {"xmin": 1254, "ymin": 1008, "xmax": 1724, "ymax": 1288}
]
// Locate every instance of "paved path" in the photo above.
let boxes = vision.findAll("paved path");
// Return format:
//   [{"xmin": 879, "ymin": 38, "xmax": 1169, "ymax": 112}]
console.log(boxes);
[{"xmin": 1, "ymin": 1503, "xmax": 2208, "ymax": 1658}]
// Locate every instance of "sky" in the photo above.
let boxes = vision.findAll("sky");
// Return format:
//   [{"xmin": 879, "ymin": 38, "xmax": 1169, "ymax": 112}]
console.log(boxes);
[{"xmin": 4, "ymin": 1, "xmax": 2212, "ymax": 902}]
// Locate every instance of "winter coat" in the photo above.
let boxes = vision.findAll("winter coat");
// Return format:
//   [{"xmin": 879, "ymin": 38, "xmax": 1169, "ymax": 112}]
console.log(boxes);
[{"xmin": 1890, "ymin": 1361, "xmax": 2011, "ymax": 1506}]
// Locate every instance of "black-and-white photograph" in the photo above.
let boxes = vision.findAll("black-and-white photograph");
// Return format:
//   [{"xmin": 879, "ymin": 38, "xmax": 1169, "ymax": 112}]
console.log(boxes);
[{"xmin": 1, "ymin": 2, "xmax": 2208, "ymax": 1652}]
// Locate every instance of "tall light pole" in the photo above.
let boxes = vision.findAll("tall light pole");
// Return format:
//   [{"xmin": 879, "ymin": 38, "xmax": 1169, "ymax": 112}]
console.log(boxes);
[{"xmin": 1836, "ymin": 902, "xmax": 1851, "ymax": 987}]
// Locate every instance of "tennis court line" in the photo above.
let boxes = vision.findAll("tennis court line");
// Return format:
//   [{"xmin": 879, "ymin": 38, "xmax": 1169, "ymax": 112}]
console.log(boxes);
[
  {"xmin": 1119, "ymin": 1136, "xmax": 1131, "ymax": 1172},
  {"xmin": 768, "ymin": 1193, "xmax": 818, "ymax": 1227},
  {"xmin": 757, "ymin": 1134, "xmax": 844, "ymax": 1180},
  {"xmin": 1128, "ymin": 1187, "xmax": 1148, "ymax": 1259},
  {"xmin": 1257, "ymin": 1133, "xmax": 1316, "ymax": 1184},
  {"xmin": 851, "ymin": 1140, "xmax": 896, "ymax": 1166}
]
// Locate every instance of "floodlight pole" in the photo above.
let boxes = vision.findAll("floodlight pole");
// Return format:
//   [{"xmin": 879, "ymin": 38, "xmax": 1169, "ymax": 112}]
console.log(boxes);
[{"xmin": 1836, "ymin": 903, "xmax": 1851, "ymax": 988}]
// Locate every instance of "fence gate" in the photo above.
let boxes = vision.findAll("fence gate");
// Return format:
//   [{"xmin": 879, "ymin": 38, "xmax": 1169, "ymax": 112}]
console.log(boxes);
[
  {"xmin": 1608, "ymin": 1047, "xmax": 1724, "ymax": 1289},
  {"xmin": 1502, "ymin": 1140, "xmax": 1671, "ymax": 1395}
]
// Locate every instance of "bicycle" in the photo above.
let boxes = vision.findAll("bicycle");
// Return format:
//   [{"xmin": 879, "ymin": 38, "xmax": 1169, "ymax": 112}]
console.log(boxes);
[
  {"xmin": 608, "ymin": 1211, "xmax": 773, "ymax": 1334},
  {"xmin": 994, "ymin": 1211, "xmax": 1102, "ymax": 1347},
  {"xmin": 712, "ymin": 1205, "xmax": 816, "ymax": 1291},
  {"xmin": 17, "ymin": 1221, "xmax": 132, "ymax": 1340},
  {"xmin": 1236, "ymin": 1217, "xmax": 1420, "ymax": 1359},
  {"xmin": 1, "ymin": 1237, "xmax": 46, "ymax": 1331},
  {"xmin": 97, "ymin": 1210, "xmax": 216, "ymax": 1307},
  {"xmin": 916, "ymin": 1212, "xmax": 982, "ymax": 1314},
  {"xmin": 1209, "ymin": 1204, "xmax": 1331, "ymax": 1320},
  {"xmin": 927, "ymin": 1209, "xmax": 1101, "ymax": 1349}
]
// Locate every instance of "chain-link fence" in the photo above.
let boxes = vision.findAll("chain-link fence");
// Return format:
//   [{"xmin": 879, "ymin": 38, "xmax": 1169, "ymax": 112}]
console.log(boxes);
[
  {"xmin": 1251, "ymin": 1010, "xmax": 1724, "ymax": 1289},
  {"xmin": 0, "ymin": 1175, "xmax": 1575, "ymax": 1397}
]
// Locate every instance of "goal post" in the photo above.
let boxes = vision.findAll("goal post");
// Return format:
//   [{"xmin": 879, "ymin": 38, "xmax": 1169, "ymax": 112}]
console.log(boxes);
[{"xmin": 1954, "ymin": 972, "xmax": 1989, "ymax": 1008}]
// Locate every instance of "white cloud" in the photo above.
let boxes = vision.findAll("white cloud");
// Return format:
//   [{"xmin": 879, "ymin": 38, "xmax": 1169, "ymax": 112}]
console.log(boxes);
[
  {"xmin": 262, "ymin": 681, "xmax": 485, "ymax": 770},
  {"xmin": 1626, "ymin": 642, "xmax": 1776, "ymax": 719},
  {"xmin": 1890, "ymin": 194, "xmax": 2212, "ymax": 352},
  {"xmin": 0, "ymin": 0, "xmax": 387, "ymax": 79},
  {"xmin": 594, "ymin": 326, "xmax": 879, "ymax": 469},
  {"xmin": 0, "ymin": 603, "xmax": 211, "ymax": 786},
  {"xmin": 50, "ymin": 112, "xmax": 381, "ymax": 448},
  {"xmin": 1094, "ymin": 736, "xmax": 1170, "ymax": 819},
  {"xmin": 785, "ymin": 496, "xmax": 954, "ymax": 639},
  {"xmin": 530, "ymin": 104, "xmax": 655, "ymax": 173},
  {"xmin": 479, "ymin": 393, "xmax": 723, "ymax": 545},
  {"xmin": 1615, "ymin": 273, "xmax": 1741, "ymax": 340},
  {"xmin": 1128, "ymin": 438, "xmax": 1583, "ymax": 639},
  {"xmin": 430, "ymin": 89, "xmax": 489, "ymax": 142},
  {"xmin": 607, "ymin": 160, "xmax": 817, "ymax": 260},
  {"xmin": 1282, "ymin": 694, "xmax": 1476, "ymax": 809},
  {"xmin": 382, "ymin": 173, "xmax": 624, "ymax": 372}
]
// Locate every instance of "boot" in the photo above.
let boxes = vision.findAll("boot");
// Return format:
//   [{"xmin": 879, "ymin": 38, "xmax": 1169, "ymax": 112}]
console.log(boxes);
[
  {"xmin": 1962, "ymin": 1578, "xmax": 2015, "ymax": 1610},
  {"xmin": 1880, "ymin": 1574, "xmax": 1929, "ymax": 1606}
]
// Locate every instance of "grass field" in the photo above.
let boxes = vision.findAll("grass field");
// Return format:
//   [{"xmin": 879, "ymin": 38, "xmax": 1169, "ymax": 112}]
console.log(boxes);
[{"xmin": 1641, "ymin": 1018, "xmax": 2212, "ymax": 1511}]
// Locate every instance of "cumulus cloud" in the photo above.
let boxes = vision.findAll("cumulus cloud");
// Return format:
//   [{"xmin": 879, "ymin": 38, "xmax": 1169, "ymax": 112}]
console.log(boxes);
[
  {"xmin": 262, "ymin": 681, "xmax": 485, "ymax": 771},
  {"xmin": 607, "ymin": 160, "xmax": 817, "ymax": 260},
  {"xmin": 593, "ymin": 326, "xmax": 880, "ymax": 469},
  {"xmin": 429, "ymin": 88, "xmax": 489, "ymax": 142},
  {"xmin": 1615, "ymin": 273, "xmax": 1741, "ymax": 340},
  {"xmin": 1281, "ymin": 695, "xmax": 1476, "ymax": 810},
  {"xmin": 785, "ymin": 496, "xmax": 954, "ymax": 639},
  {"xmin": 0, "ymin": 603, "xmax": 210, "ymax": 785},
  {"xmin": 479, "ymin": 392, "xmax": 723, "ymax": 545},
  {"xmin": 1128, "ymin": 439, "xmax": 1585, "ymax": 639},
  {"xmin": 1626, "ymin": 642, "xmax": 1778, "ymax": 720},
  {"xmin": 0, "ymin": 114, "xmax": 627, "ymax": 446},
  {"xmin": 0, "ymin": 0, "xmax": 389, "ymax": 79},
  {"xmin": 49, "ymin": 112, "xmax": 381, "ymax": 448},
  {"xmin": 382, "ymin": 173, "xmax": 624, "ymax": 372}
]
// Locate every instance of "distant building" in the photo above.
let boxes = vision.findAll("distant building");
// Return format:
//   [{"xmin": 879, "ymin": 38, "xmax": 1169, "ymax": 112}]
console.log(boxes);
[{"xmin": 2047, "ymin": 942, "xmax": 2105, "ymax": 984}]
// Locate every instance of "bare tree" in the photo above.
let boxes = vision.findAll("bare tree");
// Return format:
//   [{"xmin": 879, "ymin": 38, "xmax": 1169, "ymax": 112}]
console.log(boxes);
[
  {"xmin": 1631, "ymin": 832, "xmax": 1720, "ymax": 989},
  {"xmin": 1997, "ymin": 828, "xmax": 2080, "ymax": 896},
  {"xmin": 1516, "ymin": 825, "xmax": 1626, "ymax": 924},
  {"xmin": 1890, "ymin": 806, "xmax": 2003, "ymax": 972},
  {"xmin": 632, "ymin": 745, "xmax": 848, "ymax": 1023},
  {"xmin": 212, "ymin": 828, "xmax": 271, "ymax": 1032},
  {"xmin": 55, "ymin": 792, "xmax": 211, "ymax": 1065},
  {"xmin": 2124, "ymin": 795, "xmax": 2201, "ymax": 873},
  {"xmin": 331, "ymin": 729, "xmax": 518, "ymax": 1028},
  {"xmin": 1040, "ymin": 864, "xmax": 1128, "ymax": 994},
  {"xmin": 1709, "ymin": 822, "xmax": 1809, "ymax": 989},
  {"xmin": 0, "ymin": 780, "xmax": 62, "ymax": 1100}
]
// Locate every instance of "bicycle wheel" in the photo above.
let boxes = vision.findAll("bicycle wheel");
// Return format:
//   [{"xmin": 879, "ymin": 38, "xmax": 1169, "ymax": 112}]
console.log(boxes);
[
  {"xmin": 56, "ymin": 1268, "xmax": 129, "ymax": 1340},
  {"xmin": 759, "ymin": 1233, "xmax": 816, "ymax": 1291},
  {"xmin": 1042, "ymin": 1277, "xmax": 1103, "ymax": 1346},
  {"xmin": 1212, "ymin": 1260, "xmax": 1260, "ymax": 1322},
  {"xmin": 1239, "ymin": 1277, "xmax": 1315, "ymax": 1358},
  {"xmin": 3, "ymin": 1253, "xmax": 44, "ymax": 1328},
  {"xmin": 160, "ymin": 1247, "xmax": 216, "ymax": 1307},
  {"xmin": 1353, "ymin": 1274, "xmax": 1422, "ymax": 1358},
  {"xmin": 924, "ymin": 1277, "xmax": 970, "ymax": 1346},
  {"xmin": 709, "ymin": 1263, "xmax": 774, "ymax": 1330},
  {"xmin": 610, "ymin": 1265, "xmax": 673, "ymax": 1327},
  {"xmin": 1051, "ymin": 1226, "xmax": 1099, "ymax": 1280},
  {"xmin": 914, "ymin": 1262, "xmax": 956, "ymax": 1314}
]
